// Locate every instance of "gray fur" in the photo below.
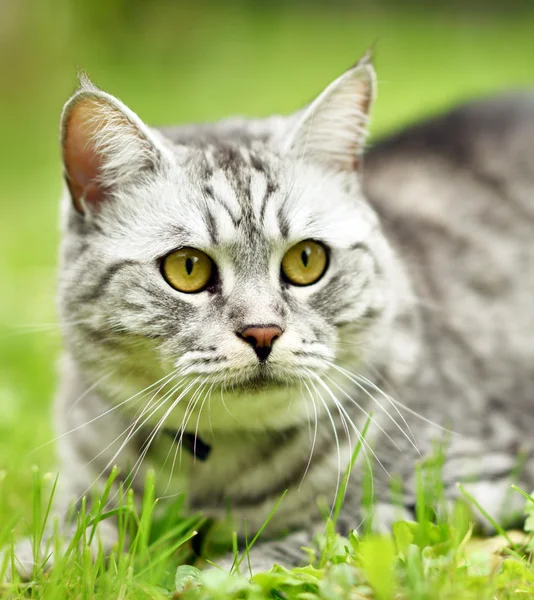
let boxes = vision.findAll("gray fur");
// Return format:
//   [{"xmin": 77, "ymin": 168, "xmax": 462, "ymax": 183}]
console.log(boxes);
[{"xmin": 13, "ymin": 63, "xmax": 534, "ymax": 576}]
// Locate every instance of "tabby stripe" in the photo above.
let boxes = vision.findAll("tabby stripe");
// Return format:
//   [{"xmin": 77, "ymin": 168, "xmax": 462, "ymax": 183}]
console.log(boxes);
[
  {"xmin": 218, "ymin": 415, "xmax": 351, "ymax": 509},
  {"xmin": 349, "ymin": 242, "xmax": 371, "ymax": 253},
  {"xmin": 203, "ymin": 183, "xmax": 241, "ymax": 226},
  {"xmin": 205, "ymin": 209, "xmax": 219, "ymax": 245},
  {"xmin": 276, "ymin": 205, "xmax": 290, "ymax": 239},
  {"xmin": 259, "ymin": 181, "xmax": 278, "ymax": 225},
  {"xmin": 76, "ymin": 260, "xmax": 139, "ymax": 303}
]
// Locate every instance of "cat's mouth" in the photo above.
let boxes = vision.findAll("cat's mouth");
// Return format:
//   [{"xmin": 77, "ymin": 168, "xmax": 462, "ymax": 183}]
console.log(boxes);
[
  {"xmin": 175, "ymin": 348, "xmax": 329, "ymax": 391},
  {"xmin": 228, "ymin": 367, "xmax": 292, "ymax": 393},
  {"xmin": 177, "ymin": 359, "xmax": 305, "ymax": 391}
]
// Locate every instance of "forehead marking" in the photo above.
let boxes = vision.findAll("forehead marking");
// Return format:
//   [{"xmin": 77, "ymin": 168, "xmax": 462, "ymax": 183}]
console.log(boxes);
[
  {"xmin": 207, "ymin": 170, "xmax": 242, "ymax": 224},
  {"xmin": 250, "ymin": 169, "xmax": 268, "ymax": 223},
  {"xmin": 204, "ymin": 207, "xmax": 219, "ymax": 245},
  {"xmin": 204, "ymin": 184, "xmax": 240, "ymax": 229},
  {"xmin": 276, "ymin": 203, "xmax": 290, "ymax": 239},
  {"xmin": 238, "ymin": 146, "xmax": 251, "ymax": 164}
]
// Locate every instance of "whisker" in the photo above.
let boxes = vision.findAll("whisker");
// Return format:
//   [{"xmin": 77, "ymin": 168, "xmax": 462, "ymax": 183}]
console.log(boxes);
[
  {"xmin": 108, "ymin": 377, "xmax": 185, "ymax": 459},
  {"xmin": 299, "ymin": 379, "xmax": 319, "ymax": 491},
  {"xmin": 67, "ymin": 369, "xmax": 118, "ymax": 413},
  {"xmin": 84, "ymin": 377, "xmax": 185, "ymax": 473},
  {"xmin": 33, "ymin": 370, "xmax": 176, "ymax": 453},
  {"xmin": 306, "ymin": 372, "xmax": 379, "ymax": 525},
  {"xmin": 207, "ymin": 383, "xmax": 215, "ymax": 439},
  {"xmin": 177, "ymin": 381, "xmax": 208, "ymax": 462},
  {"xmin": 304, "ymin": 370, "xmax": 342, "ymax": 519},
  {"xmin": 219, "ymin": 385, "xmax": 244, "ymax": 427},
  {"xmin": 308, "ymin": 370, "xmax": 389, "ymax": 477},
  {"xmin": 119, "ymin": 376, "xmax": 203, "ymax": 500},
  {"xmin": 162, "ymin": 380, "xmax": 207, "ymax": 493},
  {"xmin": 87, "ymin": 376, "xmax": 187, "ymax": 476},
  {"xmin": 353, "ymin": 370, "xmax": 420, "ymax": 449},
  {"xmin": 328, "ymin": 362, "xmax": 420, "ymax": 455},
  {"xmin": 391, "ymin": 397, "xmax": 460, "ymax": 436},
  {"xmin": 363, "ymin": 362, "xmax": 462, "ymax": 437},
  {"xmin": 64, "ymin": 376, "xmax": 186, "ymax": 517},
  {"xmin": 323, "ymin": 373, "xmax": 402, "ymax": 452},
  {"xmin": 193, "ymin": 382, "xmax": 215, "ymax": 460}
]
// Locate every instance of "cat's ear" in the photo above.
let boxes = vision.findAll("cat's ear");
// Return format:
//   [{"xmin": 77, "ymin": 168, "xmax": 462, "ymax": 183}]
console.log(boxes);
[
  {"xmin": 61, "ymin": 75, "xmax": 171, "ymax": 214},
  {"xmin": 284, "ymin": 54, "xmax": 376, "ymax": 172}
]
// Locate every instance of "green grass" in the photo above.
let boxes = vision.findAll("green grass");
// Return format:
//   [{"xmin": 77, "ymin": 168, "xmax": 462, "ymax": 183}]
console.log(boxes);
[
  {"xmin": 2, "ymin": 460, "xmax": 534, "ymax": 599},
  {"xmin": 1, "ymin": 1, "xmax": 534, "ymax": 597}
]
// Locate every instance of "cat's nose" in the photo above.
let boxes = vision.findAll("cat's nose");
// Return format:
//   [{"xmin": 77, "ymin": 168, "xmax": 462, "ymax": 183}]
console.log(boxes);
[{"xmin": 236, "ymin": 325, "xmax": 283, "ymax": 362}]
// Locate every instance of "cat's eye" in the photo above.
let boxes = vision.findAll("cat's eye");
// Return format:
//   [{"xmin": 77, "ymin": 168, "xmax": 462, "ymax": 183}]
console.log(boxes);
[
  {"xmin": 161, "ymin": 247, "xmax": 214, "ymax": 293},
  {"xmin": 281, "ymin": 240, "xmax": 328, "ymax": 286}
]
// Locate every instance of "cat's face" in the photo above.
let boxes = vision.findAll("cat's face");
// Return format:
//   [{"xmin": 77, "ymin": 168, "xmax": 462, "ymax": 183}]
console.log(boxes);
[{"xmin": 58, "ymin": 59, "xmax": 397, "ymax": 430}]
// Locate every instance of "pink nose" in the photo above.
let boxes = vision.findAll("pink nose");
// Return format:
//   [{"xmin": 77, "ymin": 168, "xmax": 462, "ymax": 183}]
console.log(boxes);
[{"xmin": 237, "ymin": 325, "xmax": 283, "ymax": 362}]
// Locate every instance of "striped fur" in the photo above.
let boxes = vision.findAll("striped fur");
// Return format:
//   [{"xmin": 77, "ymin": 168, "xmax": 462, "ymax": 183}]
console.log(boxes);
[{"xmin": 14, "ymin": 60, "xmax": 534, "ymax": 575}]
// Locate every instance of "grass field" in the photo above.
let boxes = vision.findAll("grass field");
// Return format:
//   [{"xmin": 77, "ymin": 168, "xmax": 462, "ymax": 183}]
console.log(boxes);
[{"xmin": 1, "ymin": 1, "xmax": 534, "ymax": 597}]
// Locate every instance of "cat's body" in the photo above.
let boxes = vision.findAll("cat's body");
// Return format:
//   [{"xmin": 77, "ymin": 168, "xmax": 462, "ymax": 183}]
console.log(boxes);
[
  {"xmin": 15, "ymin": 61, "xmax": 534, "ymax": 574},
  {"xmin": 363, "ymin": 93, "xmax": 534, "ymax": 516}
]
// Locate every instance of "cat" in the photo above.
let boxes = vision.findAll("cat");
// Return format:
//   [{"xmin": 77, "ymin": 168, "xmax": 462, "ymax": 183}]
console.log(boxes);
[{"xmin": 10, "ymin": 53, "xmax": 534, "ymax": 576}]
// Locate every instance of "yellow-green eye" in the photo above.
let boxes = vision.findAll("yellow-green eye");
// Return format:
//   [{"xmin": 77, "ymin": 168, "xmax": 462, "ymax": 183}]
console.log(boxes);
[
  {"xmin": 161, "ymin": 247, "xmax": 214, "ymax": 293},
  {"xmin": 281, "ymin": 240, "xmax": 328, "ymax": 286}
]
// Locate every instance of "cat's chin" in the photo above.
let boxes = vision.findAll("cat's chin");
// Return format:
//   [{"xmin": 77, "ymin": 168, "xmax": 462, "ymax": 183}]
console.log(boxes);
[
  {"xmin": 226, "ymin": 370, "xmax": 292, "ymax": 394},
  {"xmin": 208, "ymin": 362, "xmax": 308, "ymax": 393}
]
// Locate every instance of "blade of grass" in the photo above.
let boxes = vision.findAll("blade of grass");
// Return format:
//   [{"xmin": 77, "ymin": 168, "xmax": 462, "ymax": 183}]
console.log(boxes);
[
  {"xmin": 231, "ymin": 531, "xmax": 239, "ymax": 573},
  {"xmin": 332, "ymin": 414, "xmax": 372, "ymax": 528},
  {"xmin": 88, "ymin": 465, "xmax": 120, "ymax": 545},
  {"xmin": 511, "ymin": 484, "xmax": 534, "ymax": 504},
  {"xmin": 233, "ymin": 490, "xmax": 288, "ymax": 573},
  {"xmin": 243, "ymin": 519, "xmax": 252, "ymax": 579},
  {"xmin": 131, "ymin": 469, "xmax": 156, "ymax": 562},
  {"xmin": 136, "ymin": 528, "xmax": 200, "ymax": 577},
  {"xmin": 149, "ymin": 517, "xmax": 206, "ymax": 552},
  {"xmin": 31, "ymin": 465, "xmax": 42, "ymax": 572},
  {"xmin": 457, "ymin": 483, "xmax": 513, "ymax": 546}
]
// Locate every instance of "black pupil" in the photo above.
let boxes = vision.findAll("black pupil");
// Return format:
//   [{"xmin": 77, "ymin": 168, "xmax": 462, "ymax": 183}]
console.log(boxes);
[
  {"xmin": 301, "ymin": 248, "xmax": 310, "ymax": 268},
  {"xmin": 185, "ymin": 257, "xmax": 195, "ymax": 275}
]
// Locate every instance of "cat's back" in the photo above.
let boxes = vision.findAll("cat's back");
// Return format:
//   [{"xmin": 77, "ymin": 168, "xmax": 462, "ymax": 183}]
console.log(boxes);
[
  {"xmin": 364, "ymin": 91, "xmax": 534, "ymax": 225},
  {"xmin": 364, "ymin": 92, "xmax": 534, "ymax": 413}
]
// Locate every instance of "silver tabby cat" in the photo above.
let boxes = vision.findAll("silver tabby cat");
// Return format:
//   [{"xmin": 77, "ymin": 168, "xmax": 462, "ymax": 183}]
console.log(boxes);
[{"xmin": 15, "ymin": 54, "xmax": 534, "ymax": 574}]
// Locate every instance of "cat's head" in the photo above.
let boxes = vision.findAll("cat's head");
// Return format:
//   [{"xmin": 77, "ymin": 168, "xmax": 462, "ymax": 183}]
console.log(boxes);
[{"xmin": 58, "ymin": 56, "xmax": 401, "ymax": 431}]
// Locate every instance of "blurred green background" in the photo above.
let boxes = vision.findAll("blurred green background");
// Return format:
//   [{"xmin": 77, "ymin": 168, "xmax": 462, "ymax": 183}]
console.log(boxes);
[{"xmin": 1, "ymin": 0, "xmax": 533, "ymax": 525}]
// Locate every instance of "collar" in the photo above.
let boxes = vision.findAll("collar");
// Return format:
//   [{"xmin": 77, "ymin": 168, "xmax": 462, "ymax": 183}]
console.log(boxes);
[{"xmin": 163, "ymin": 429, "xmax": 212, "ymax": 461}]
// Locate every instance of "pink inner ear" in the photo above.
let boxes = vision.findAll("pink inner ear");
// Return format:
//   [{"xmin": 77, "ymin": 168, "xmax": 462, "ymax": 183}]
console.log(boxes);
[{"xmin": 63, "ymin": 99, "xmax": 107, "ymax": 214}]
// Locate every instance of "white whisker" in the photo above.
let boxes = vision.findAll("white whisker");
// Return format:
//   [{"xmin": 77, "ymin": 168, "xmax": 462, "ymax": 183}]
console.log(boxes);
[
  {"xmin": 163, "ymin": 380, "xmax": 207, "ymax": 492},
  {"xmin": 308, "ymin": 370, "xmax": 389, "ymax": 477},
  {"xmin": 85, "ymin": 377, "xmax": 184, "ymax": 472},
  {"xmin": 323, "ymin": 372, "xmax": 402, "ymax": 453},
  {"xmin": 304, "ymin": 370, "xmax": 342, "ymax": 519},
  {"xmin": 306, "ymin": 371, "xmax": 378, "ymax": 526},
  {"xmin": 328, "ymin": 362, "xmax": 420, "ymax": 455},
  {"xmin": 33, "ymin": 370, "xmax": 176, "ymax": 453},
  {"xmin": 299, "ymin": 379, "xmax": 319, "ymax": 491},
  {"xmin": 121, "ymin": 376, "xmax": 203, "ymax": 499}
]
